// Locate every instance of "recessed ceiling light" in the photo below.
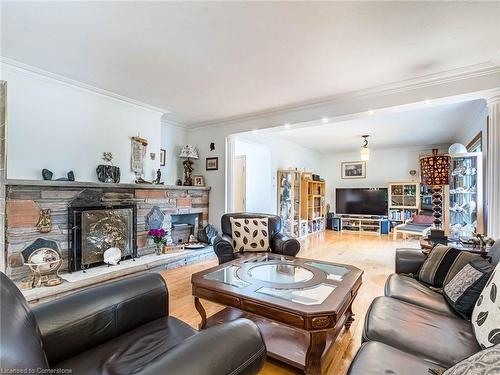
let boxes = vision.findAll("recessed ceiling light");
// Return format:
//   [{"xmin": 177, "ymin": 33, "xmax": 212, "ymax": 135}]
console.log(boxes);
[
  {"xmin": 284, "ymin": 123, "xmax": 291, "ymax": 129},
  {"xmin": 252, "ymin": 129, "xmax": 258, "ymax": 134},
  {"xmin": 425, "ymin": 99, "xmax": 431, "ymax": 105},
  {"xmin": 322, "ymin": 117, "xmax": 328, "ymax": 123},
  {"xmin": 368, "ymin": 110, "xmax": 374, "ymax": 115}
]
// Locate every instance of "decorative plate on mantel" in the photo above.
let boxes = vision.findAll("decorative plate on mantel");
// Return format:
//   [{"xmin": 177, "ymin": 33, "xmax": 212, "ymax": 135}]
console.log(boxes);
[{"xmin": 184, "ymin": 243, "xmax": 207, "ymax": 249}]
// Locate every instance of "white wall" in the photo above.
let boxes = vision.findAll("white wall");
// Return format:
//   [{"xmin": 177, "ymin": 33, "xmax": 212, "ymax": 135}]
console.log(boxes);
[
  {"xmin": 160, "ymin": 121, "xmax": 187, "ymax": 185},
  {"xmin": 320, "ymin": 145, "xmax": 450, "ymax": 210},
  {"xmin": 2, "ymin": 66, "xmax": 163, "ymax": 182},
  {"xmin": 234, "ymin": 138, "xmax": 272, "ymax": 213}
]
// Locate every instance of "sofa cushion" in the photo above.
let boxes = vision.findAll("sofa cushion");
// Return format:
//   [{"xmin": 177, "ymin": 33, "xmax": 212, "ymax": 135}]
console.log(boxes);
[
  {"xmin": 347, "ymin": 341, "xmax": 445, "ymax": 375},
  {"xmin": 418, "ymin": 244, "xmax": 477, "ymax": 287},
  {"xmin": 472, "ymin": 264, "xmax": 500, "ymax": 349},
  {"xmin": 441, "ymin": 344, "xmax": 500, "ymax": 375},
  {"xmin": 385, "ymin": 273, "xmax": 456, "ymax": 316},
  {"xmin": 363, "ymin": 296, "xmax": 480, "ymax": 367},
  {"xmin": 230, "ymin": 217, "xmax": 270, "ymax": 252},
  {"xmin": 444, "ymin": 258, "xmax": 494, "ymax": 319},
  {"xmin": 56, "ymin": 316, "xmax": 196, "ymax": 374}
]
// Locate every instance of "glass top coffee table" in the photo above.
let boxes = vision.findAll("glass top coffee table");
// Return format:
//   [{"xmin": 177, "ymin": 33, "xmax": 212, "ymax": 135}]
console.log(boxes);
[{"xmin": 191, "ymin": 254, "xmax": 363, "ymax": 375}]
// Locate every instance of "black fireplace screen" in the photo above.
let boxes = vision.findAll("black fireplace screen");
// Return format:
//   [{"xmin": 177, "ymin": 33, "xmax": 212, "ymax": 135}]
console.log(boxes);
[{"xmin": 69, "ymin": 205, "xmax": 137, "ymax": 271}]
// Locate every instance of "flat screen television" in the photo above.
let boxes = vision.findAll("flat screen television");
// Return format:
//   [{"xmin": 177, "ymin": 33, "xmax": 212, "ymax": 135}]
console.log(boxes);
[{"xmin": 335, "ymin": 188, "xmax": 388, "ymax": 216}]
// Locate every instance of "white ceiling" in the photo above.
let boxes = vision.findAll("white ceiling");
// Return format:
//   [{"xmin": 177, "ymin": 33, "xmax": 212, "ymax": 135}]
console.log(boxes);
[
  {"xmin": 272, "ymin": 100, "xmax": 486, "ymax": 154},
  {"xmin": 2, "ymin": 2, "xmax": 500, "ymax": 125}
]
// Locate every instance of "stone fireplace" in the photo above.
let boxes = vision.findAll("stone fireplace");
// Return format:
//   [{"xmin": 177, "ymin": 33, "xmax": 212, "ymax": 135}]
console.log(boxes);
[{"xmin": 4, "ymin": 180, "xmax": 210, "ymax": 282}]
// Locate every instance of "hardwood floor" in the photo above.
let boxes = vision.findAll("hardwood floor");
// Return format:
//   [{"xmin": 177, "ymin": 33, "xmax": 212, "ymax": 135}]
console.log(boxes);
[{"xmin": 160, "ymin": 231, "xmax": 420, "ymax": 374}]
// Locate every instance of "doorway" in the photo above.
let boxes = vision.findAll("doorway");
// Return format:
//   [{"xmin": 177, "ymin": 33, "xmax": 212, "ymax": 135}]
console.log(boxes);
[{"xmin": 233, "ymin": 155, "xmax": 246, "ymax": 212}]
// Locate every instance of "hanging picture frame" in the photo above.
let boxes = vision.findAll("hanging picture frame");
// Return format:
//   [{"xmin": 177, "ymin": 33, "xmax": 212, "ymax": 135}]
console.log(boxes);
[
  {"xmin": 341, "ymin": 161, "xmax": 366, "ymax": 179},
  {"xmin": 206, "ymin": 157, "xmax": 218, "ymax": 171},
  {"xmin": 160, "ymin": 149, "xmax": 166, "ymax": 166}
]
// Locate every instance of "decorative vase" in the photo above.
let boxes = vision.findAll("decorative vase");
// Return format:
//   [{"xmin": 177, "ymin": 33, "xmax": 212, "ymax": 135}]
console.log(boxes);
[{"xmin": 155, "ymin": 242, "xmax": 163, "ymax": 255}]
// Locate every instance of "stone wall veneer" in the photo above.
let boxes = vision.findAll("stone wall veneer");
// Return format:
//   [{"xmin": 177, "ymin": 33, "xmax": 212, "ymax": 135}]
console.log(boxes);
[{"xmin": 4, "ymin": 181, "xmax": 210, "ymax": 281}]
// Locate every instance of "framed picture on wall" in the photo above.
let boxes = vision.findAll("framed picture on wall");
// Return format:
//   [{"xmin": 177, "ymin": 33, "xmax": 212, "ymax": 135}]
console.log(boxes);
[
  {"xmin": 206, "ymin": 157, "xmax": 218, "ymax": 171},
  {"xmin": 159, "ymin": 149, "xmax": 166, "ymax": 166},
  {"xmin": 341, "ymin": 161, "xmax": 366, "ymax": 179}
]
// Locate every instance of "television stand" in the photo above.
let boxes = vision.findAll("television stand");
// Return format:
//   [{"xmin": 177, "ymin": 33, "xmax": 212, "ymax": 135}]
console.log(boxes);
[{"xmin": 336, "ymin": 214, "xmax": 388, "ymax": 235}]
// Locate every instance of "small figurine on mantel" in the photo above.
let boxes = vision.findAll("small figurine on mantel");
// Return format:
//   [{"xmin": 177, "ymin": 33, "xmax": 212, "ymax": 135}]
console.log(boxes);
[{"xmin": 152, "ymin": 169, "xmax": 164, "ymax": 185}]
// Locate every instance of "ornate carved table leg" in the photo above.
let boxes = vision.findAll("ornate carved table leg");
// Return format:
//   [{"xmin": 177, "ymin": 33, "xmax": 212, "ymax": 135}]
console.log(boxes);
[
  {"xmin": 194, "ymin": 297, "xmax": 207, "ymax": 329},
  {"xmin": 345, "ymin": 303, "xmax": 355, "ymax": 330},
  {"xmin": 305, "ymin": 331, "xmax": 327, "ymax": 375}
]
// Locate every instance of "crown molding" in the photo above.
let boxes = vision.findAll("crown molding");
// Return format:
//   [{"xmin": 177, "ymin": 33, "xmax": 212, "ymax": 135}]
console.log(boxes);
[
  {"xmin": 187, "ymin": 61, "xmax": 500, "ymax": 131},
  {"xmin": 0, "ymin": 57, "xmax": 170, "ymax": 115},
  {"xmin": 160, "ymin": 118, "xmax": 188, "ymax": 130}
]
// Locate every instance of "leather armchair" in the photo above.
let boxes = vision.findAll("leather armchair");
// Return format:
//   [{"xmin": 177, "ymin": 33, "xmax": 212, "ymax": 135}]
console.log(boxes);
[
  {"xmin": 214, "ymin": 213, "xmax": 300, "ymax": 264},
  {"xmin": 0, "ymin": 272, "xmax": 266, "ymax": 375}
]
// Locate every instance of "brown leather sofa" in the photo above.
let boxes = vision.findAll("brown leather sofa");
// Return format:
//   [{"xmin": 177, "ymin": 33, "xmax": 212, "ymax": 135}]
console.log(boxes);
[
  {"xmin": 0, "ymin": 272, "xmax": 266, "ymax": 375},
  {"xmin": 348, "ymin": 242, "xmax": 500, "ymax": 375},
  {"xmin": 213, "ymin": 213, "xmax": 300, "ymax": 264}
]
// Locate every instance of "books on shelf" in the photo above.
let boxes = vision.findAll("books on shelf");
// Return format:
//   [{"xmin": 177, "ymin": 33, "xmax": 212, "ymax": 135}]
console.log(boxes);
[{"xmin": 389, "ymin": 209, "xmax": 415, "ymax": 222}]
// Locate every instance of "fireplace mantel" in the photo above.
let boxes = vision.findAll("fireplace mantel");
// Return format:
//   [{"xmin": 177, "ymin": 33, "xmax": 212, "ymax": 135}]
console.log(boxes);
[{"xmin": 5, "ymin": 179, "xmax": 210, "ymax": 191}]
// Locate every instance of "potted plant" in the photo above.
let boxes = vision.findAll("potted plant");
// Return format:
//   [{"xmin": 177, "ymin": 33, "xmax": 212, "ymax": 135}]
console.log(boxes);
[{"xmin": 148, "ymin": 228, "xmax": 167, "ymax": 255}]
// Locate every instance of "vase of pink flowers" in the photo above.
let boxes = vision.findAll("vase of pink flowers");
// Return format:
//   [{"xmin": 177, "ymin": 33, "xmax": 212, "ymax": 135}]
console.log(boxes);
[{"xmin": 148, "ymin": 228, "xmax": 167, "ymax": 255}]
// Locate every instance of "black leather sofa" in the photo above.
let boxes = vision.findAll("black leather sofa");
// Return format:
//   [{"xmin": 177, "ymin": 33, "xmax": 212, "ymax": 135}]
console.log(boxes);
[
  {"xmin": 213, "ymin": 213, "xmax": 300, "ymax": 264},
  {"xmin": 348, "ymin": 243, "xmax": 500, "ymax": 375},
  {"xmin": 0, "ymin": 272, "xmax": 266, "ymax": 375}
]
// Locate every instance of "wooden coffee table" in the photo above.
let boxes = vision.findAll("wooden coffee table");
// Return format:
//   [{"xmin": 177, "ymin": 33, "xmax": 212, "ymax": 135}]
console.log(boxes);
[{"xmin": 191, "ymin": 254, "xmax": 363, "ymax": 375}]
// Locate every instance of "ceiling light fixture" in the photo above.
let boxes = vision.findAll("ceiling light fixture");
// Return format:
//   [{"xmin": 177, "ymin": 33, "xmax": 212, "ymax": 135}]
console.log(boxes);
[
  {"xmin": 284, "ymin": 123, "xmax": 291, "ymax": 129},
  {"xmin": 252, "ymin": 129, "xmax": 258, "ymax": 134},
  {"xmin": 368, "ymin": 110, "xmax": 374, "ymax": 115},
  {"xmin": 322, "ymin": 117, "xmax": 328, "ymax": 123},
  {"xmin": 360, "ymin": 135, "xmax": 370, "ymax": 161},
  {"xmin": 425, "ymin": 99, "xmax": 431, "ymax": 105}
]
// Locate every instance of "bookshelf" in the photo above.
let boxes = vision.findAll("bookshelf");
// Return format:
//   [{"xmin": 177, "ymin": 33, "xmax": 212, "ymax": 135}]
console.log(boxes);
[
  {"xmin": 388, "ymin": 182, "xmax": 420, "ymax": 230},
  {"xmin": 300, "ymin": 175, "xmax": 326, "ymax": 234}
]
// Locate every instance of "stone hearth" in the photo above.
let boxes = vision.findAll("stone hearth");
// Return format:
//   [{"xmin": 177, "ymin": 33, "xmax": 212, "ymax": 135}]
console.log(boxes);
[{"xmin": 4, "ymin": 180, "xmax": 210, "ymax": 282}]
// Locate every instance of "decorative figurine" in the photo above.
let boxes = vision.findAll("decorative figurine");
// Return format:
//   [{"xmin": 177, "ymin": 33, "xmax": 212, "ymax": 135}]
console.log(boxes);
[
  {"xmin": 152, "ymin": 169, "xmax": 163, "ymax": 185},
  {"xmin": 42, "ymin": 169, "xmax": 75, "ymax": 181},
  {"xmin": 97, "ymin": 152, "xmax": 120, "ymax": 183},
  {"xmin": 36, "ymin": 209, "xmax": 52, "ymax": 233},
  {"xmin": 103, "ymin": 247, "xmax": 122, "ymax": 266}
]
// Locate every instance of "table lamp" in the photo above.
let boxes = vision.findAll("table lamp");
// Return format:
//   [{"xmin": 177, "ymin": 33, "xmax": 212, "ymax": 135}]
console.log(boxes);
[
  {"xmin": 420, "ymin": 149, "xmax": 450, "ymax": 228},
  {"xmin": 178, "ymin": 145, "xmax": 199, "ymax": 186}
]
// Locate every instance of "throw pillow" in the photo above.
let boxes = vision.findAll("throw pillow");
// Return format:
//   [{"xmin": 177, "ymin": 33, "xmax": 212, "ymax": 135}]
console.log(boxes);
[
  {"xmin": 412, "ymin": 214, "xmax": 434, "ymax": 225},
  {"xmin": 418, "ymin": 244, "xmax": 478, "ymax": 288},
  {"xmin": 230, "ymin": 217, "xmax": 270, "ymax": 252},
  {"xmin": 472, "ymin": 263, "xmax": 500, "ymax": 349},
  {"xmin": 443, "ymin": 258, "xmax": 494, "ymax": 319},
  {"xmin": 430, "ymin": 344, "xmax": 500, "ymax": 375}
]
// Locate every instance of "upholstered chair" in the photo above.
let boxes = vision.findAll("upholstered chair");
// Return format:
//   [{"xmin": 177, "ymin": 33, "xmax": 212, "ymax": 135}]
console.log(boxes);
[{"xmin": 213, "ymin": 213, "xmax": 301, "ymax": 264}]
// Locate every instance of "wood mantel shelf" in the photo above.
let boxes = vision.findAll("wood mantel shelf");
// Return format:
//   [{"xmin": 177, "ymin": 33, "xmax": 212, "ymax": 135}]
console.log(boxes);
[{"xmin": 5, "ymin": 179, "xmax": 211, "ymax": 191}]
